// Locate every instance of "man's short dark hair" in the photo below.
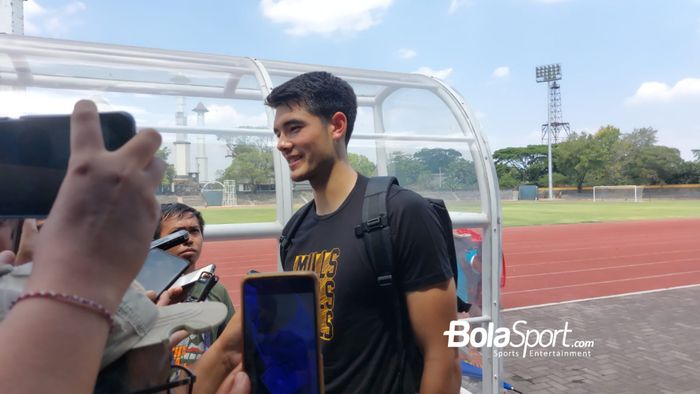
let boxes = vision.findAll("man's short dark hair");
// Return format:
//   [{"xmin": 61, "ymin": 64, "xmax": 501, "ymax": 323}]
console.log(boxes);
[
  {"xmin": 154, "ymin": 203, "xmax": 205, "ymax": 240},
  {"xmin": 265, "ymin": 71, "xmax": 358, "ymax": 145}
]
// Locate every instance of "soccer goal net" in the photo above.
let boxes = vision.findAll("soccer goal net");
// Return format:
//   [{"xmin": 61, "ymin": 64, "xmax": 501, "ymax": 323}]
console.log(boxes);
[{"xmin": 592, "ymin": 185, "xmax": 644, "ymax": 202}]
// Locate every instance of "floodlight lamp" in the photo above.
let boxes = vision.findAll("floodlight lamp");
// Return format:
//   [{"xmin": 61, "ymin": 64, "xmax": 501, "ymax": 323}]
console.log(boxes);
[{"xmin": 535, "ymin": 63, "xmax": 562, "ymax": 83}]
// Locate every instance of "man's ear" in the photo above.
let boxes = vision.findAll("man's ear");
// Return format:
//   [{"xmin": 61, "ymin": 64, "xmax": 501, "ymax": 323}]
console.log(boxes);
[{"xmin": 328, "ymin": 112, "xmax": 348, "ymax": 143}]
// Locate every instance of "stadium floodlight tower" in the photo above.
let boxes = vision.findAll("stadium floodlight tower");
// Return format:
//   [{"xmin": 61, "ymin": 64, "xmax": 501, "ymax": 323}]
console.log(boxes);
[{"xmin": 536, "ymin": 63, "xmax": 570, "ymax": 199}]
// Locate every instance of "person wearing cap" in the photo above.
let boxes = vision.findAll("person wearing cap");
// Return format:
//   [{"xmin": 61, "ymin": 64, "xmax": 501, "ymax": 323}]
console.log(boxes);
[{"xmin": 154, "ymin": 202, "xmax": 236, "ymax": 367}]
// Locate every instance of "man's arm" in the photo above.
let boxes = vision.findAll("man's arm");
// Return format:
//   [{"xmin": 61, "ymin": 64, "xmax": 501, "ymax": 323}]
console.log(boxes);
[{"xmin": 406, "ymin": 279, "xmax": 461, "ymax": 394}]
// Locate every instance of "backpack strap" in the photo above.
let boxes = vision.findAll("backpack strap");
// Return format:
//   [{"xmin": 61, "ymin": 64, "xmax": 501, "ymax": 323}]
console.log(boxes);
[
  {"xmin": 354, "ymin": 176, "xmax": 398, "ymax": 288},
  {"xmin": 279, "ymin": 201, "xmax": 314, "ymax": 265},
  {"xmin": 354, "ymin": 177, "xmax": 421, "ymax": 391}
]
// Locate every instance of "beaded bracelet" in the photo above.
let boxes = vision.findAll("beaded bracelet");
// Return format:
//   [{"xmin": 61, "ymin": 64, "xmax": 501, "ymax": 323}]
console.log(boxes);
[{"xmin": 10, "ymin": 291, "xmax": 114, "ymax": 327}]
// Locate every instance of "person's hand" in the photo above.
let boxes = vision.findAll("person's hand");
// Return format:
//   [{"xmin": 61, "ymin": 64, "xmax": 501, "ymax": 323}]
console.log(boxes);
[
  {"xmin": 27, "ymin": 100, "xmax": 165, "ymax": 311},
  {"xmin": 215, "ymin": 371, "xmax": 251, "ymax": 394},
  {"xmin": 190, "ymin": 313, "xmax": 245, "ymax": 394},
  {"xmin": 14, "ymin": 219, "xmax": 39, "ymax": 265},
  {"xmin": 0, "ymin": 250, "xmax": 15, "ymax": 265},
  {"xmin": 145, "ymin": 286, "xmax": 185, "ymax": 306}
]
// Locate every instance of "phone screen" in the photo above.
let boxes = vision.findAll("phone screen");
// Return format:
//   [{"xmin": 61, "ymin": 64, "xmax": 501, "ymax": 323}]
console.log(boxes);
[
  {"xmin": 0, "ymin": 112, "xmax": 135, "ymax": 218},
  {"xmin": 135, "ymin": 249, "xmax": 190, "ymax": 296},
  {"xmin": 242, "ymin": 274, "xmax": 321, "ymax": 394}
]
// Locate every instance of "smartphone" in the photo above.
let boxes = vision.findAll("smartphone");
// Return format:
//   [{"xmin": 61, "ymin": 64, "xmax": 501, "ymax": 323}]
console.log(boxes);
[
  {"xmin": 0, "ymin": 112, "xmax": 136, "ymax": 218},
  {"xmin": 170, "ymin": 263, "xmax": 216, "ymax": 289},
  {"xmin": 150, "ymin": 229, "xmax": 189, "ymax": 250},
  {"xmin": 242, "ymin": 272, "xmax": 323, "ymax": 394},
  {"xmin": 184, "ymin": 272, "xmax": 219, "ymax": 302},
  {"xmin": 135, "ymin": 249, "xmax": 190, "ymax": 297}
]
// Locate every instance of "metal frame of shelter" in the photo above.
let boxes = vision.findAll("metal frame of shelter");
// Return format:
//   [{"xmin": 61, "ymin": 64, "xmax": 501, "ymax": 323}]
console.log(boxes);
[{"xmin": 0, "ymin": 34, "xmax": 505, "ymax": 393}]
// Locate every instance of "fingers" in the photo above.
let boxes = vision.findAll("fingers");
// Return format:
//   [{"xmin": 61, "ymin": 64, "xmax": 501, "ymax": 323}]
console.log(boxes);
[
  {"xmin": 215, "ymin": 371, "xmax": 251, "ymax": 394},
  {"xmin": 157, "ymin": 286, "xmax": 184, "ymax": 306},
  {"xmin": 169, "ymin": 329, "xmax": 190, "ymax": 348},
  {"xmin": 119, "ymin": 128, "xmax": 163, "ymax": 171},
  {"xmin": 70, "ymin": 100, "xmax": 104, "ymax": 155},
  {"xmin": 145, "ymin": 290, "xmax": 157, "ymax": 303},
  {"xmin": 0, "ymin": 250, "xmax": 15, "ymax": 265},
  {"xmin": 143, "ymin": 156, "xmax": 166, "ymax": 190}
]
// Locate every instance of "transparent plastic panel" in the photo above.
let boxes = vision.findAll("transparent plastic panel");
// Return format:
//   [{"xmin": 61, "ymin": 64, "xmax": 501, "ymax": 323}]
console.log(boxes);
[
  {"xmin": 0, "ymin": 36, "xmax": 279, "ymax": 225},
  {"xmin": 377, "ymin": 88, "xmax": 482, "ymax": 212}
]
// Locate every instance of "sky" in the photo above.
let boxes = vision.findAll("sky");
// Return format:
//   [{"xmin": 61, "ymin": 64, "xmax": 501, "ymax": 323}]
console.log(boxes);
[{"xmin": 17, "ymin": 0, "xmax": 700, "ymax": 160}]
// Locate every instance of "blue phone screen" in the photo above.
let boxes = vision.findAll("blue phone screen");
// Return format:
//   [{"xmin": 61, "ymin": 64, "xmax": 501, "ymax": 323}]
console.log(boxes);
[{"xmin": 243, "ymin": 278, "xmax": 320, "ymax": 394}]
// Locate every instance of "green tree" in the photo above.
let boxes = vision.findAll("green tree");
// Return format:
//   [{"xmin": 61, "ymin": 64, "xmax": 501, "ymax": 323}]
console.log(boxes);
[
  {"xmin": 443, "ymin": 158, "xmax": 478, "ymax": 190},
  {"xmin": 618, "ymin": 128, "xmax": 683, "ymax": 184},
  {"xmin": 388, "ymin": 152, "xmax": 428, "ymax": 186},
  {"xmin": 155, "ymin": 147, "xmax": 176, "ymax": 190},
  {"xmin": 219, "ymin": 137, "xmax": 273, "ymax": 193},
  {"xmin": 348, "ymin": 153, "xmax": 376, "ymax": 176},
  {"xmin": 554, "ymin": 132, "xmax": 602, "ymax": 191},
  {"xmin": 493, "ymin": 145, "xmax": 548, "ymax": 184},
  {"xmin": 587, "ymin": 125, "xmax": 623, "ymax": 185},
  {"xmin": 413, "ymin": 148, "xmax": 462, "ymax": 174}
]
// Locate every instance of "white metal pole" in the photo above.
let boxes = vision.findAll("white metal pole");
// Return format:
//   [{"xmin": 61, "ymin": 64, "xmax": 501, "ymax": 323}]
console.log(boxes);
[{"xmin": 547, "ymin": 125, "xmax": 553, "ymax": 200}]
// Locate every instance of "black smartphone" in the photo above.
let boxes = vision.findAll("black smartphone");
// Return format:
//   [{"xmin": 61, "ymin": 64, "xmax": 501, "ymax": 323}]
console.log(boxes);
[
  {"xmin": 150, "ymin": 229, "xmax": 189, "ymax": 250},
  {"xmin": 242, "ymin": 272, "xmax": 323, "ymax": 394},
  {"xmin": 135, "ymin": 249, "xmax": 190, "ymax": 297},
  {"xmin": 0, "ymin": 112, "xmax": 136, "ymax": 218},
  {"xmin": 184, "ymin": 272, "xmax": 219, "ymax": 302}
]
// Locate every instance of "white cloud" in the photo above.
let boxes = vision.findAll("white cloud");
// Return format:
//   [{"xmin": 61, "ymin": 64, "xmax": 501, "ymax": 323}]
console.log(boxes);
[
  {"xmin": 199, "ymin": 104, "xmax": 268, "ymax": 129},
  {"xmin": 625, "ymin": 78, "xmax": 700, "ymax": 106},
  {"xmin": 24, "ymin": 0, "xmax": 87, "ymax": 37},
  {"xmin": 398, "ymin": 48, "xmax": 417, "ymax": 59},
  {"xmin": 413, "ymin": 66, "xmax": 453, "ymax": 80},
  {"xmin": 260, "ymin": 0, "xmax": 393, "ymax": 36},
  {"xmin": 492, "ymin": 66, "xmax": 510, "ymax": 79},
  {"xmin": 448, "ymin": 0, "xmax": 472, "ymax": 14}
]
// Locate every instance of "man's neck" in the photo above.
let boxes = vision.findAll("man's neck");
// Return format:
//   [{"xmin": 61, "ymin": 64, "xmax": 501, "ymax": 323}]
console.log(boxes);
[{"xmin": 310, "ymin": 161, "xmax": 358, "ymax": 215}]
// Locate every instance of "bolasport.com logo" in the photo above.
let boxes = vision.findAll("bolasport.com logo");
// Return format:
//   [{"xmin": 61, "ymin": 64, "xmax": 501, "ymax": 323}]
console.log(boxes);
[{"xmin": 444, "ymin": 320, "xmax": 595, "ymax": 358}]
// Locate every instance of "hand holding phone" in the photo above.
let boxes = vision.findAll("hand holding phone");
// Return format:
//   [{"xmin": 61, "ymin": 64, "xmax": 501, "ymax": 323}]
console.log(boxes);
[
  {"xmin": 135, "ymin": 249, "xmax": 190, "ymax": 297},
  {"xmin": 184, "ymin": 272, "xmax": 219, "ymax": 302},
  {"xmin": 242, "ymin": 272, "xmax": 323, "ymax": 394},
  {"xmin": 0, "ymin": 111, "xmax": 136, "ymax": 218}
]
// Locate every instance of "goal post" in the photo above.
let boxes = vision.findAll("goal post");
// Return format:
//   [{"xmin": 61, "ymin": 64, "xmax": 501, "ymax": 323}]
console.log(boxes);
[{"xmin": 592, "ymin": 185, "xmax": 644, "ymax": 202}]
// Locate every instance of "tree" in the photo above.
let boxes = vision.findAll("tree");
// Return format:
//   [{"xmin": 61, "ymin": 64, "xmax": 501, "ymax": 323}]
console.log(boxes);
[
  {"xmin": 587, "ymin": 125, "xmax": 623, "ymax": 185},
  {"xmin": 623, "ymin": 145, "xmax": 684, "ymax": 184},
  {"xmin": 492, "ymin": 145, "xmax": 548, "ymax": 184},
  {"xmin": 155, "ymin": 147, "xmax": 176, "ymax": 191},
  {"xmin": 443, "ymin": 158, "xmax": 478, "ymax": 190},
  {"xmin": 554, "ymin": 132, "xmax": 603, "ymax": 191},
  {"xmin": 348, "ymin": 153, "xmax": 376, "ymax": 176},
  {"xmin": 413, "ymin": 148, "xmax": 462, "ymax": 174},
  {"xmin": 218, "ymin": 137, "xmax": 274, "ymax": 193},
  {"xmin": 618, "ymin": 128, "xmax": 684, "ymax": 184},
  {"xmin": 388, "ymin": 152, "xmax": 428, "ymax": 186}
]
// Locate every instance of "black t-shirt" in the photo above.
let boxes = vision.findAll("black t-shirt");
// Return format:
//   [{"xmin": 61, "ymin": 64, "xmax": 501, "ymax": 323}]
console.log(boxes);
[{"xmin": 282, "ymin": 175, "xmax": 453, "ymax": 393}]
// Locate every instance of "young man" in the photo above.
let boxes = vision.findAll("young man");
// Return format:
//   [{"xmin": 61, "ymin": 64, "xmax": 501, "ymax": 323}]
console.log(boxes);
[
  {"xmin": 267, "ymin": 71, "xmax": 461, "ymax": 393},
  {"xmin": 154, "ymin": 202, "xmax": 236, "ymax": 366}
]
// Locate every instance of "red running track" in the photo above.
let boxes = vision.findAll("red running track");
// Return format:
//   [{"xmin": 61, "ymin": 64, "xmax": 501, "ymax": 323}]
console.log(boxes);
[{"xmin": 199, "ymin": 219, "xmax": 700, "ymax": 308}]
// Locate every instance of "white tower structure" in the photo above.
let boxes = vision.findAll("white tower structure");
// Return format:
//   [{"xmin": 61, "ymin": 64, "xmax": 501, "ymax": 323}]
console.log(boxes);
[
  {"xmin": 173, "ymin": 94, "xmax": 191, "ymax": 177},
  {"xmin": 0, "ymin": 0, "xmax": 24, "ymax": 34},
  {"xmin": 192, "ymin": 102, "xmax": 209, "ymax": 183}
]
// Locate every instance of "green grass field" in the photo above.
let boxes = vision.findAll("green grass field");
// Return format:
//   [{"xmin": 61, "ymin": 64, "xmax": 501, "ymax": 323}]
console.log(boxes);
[{"xmin": 201, "ymin": 200, "xmax": 700, "ymax": 227}]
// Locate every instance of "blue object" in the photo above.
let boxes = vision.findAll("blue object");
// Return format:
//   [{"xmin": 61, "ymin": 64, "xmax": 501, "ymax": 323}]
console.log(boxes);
[{"xmin": 461, "ymin": 361, "xmax": 518, "ymax": 392}]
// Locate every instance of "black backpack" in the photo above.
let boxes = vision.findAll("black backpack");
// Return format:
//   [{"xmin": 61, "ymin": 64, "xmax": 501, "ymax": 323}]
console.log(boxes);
[{"xmin": 279, "ymin": 176, "xmax": 460, "ymax": 392}]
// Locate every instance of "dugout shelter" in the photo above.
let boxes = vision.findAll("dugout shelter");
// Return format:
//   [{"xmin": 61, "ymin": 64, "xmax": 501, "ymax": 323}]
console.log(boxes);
[{"xmin": 0, "ymin": 34, "xmax": 505, "ymax": 393}]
